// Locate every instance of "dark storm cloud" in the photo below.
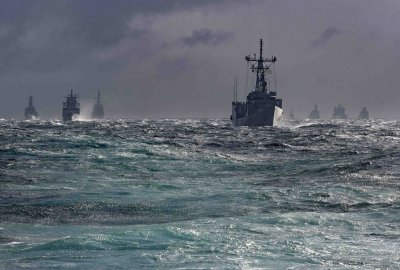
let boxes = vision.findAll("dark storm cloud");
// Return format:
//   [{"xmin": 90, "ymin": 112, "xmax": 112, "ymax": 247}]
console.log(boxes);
[
  {"xmin": 182, "ymin": 28, "xmax": 233, "ymax": 47},
  {"xmin": 310, "ymin": 27, "xmax": 340, "ymax": 48},
  {"xmin": 0, "ymin": 0, "xmax": 231, "ymax": 73},
  {"xmin": 0, "ymin": 1, "xmax": 130, "ymax": 73},
  {"xmin": 1, "ymin": 0, "xmax": 400, "ymax": 119}
]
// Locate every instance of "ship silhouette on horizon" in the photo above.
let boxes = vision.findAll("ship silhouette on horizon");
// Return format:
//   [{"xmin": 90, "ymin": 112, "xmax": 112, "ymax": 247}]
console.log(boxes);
[
  {"xmin": 92, "ymin": 91, "xmax": 104, "ymax": 119},
  {"xmin": 63, "ymin": 90, "xmax": 80, "ymax": 121},
  {"xmin": 359, "ymin": 107, "xmax": 369, "ymax": 119},
  {"xmin": 288, "ymin": 109, "xmax": 295, "ymax": 120},
  {"xmin": 231, "ymin": 39, "xmax": 283, "ymax": 126},
  {"xmin": 332, "ymin": 104, "xmax": 348, "ymax": 119},
  {"xmin": 309, "ymin": 105, "xmax": 320, "ymax": 119},
  {"xmin": 24, "ymin": 96, "xmax": 39, "ymax": 120}
]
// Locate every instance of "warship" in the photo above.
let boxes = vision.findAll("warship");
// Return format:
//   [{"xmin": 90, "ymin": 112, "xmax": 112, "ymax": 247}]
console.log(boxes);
[
  {"xmin": 288, "ymin": 109, "xmax": 295, "ymax": 120},
  {"xmin": 332, "ymin": 104, "xmax": 348, "ymax": 119},
  {"xmin": 24, "ymin": 96, "xmax": 39, "ymax": 120},
  {"xmin": 359, "ymin": 107, "xmax": 369, "ymax": 119},
  {"xmin": 62, "ymin": 90, "xmax": 80, "ymax": 121},
  {"xmin": 231, "ymin": 39, "xmax": 282, "ymax": 126},
  {"xmin": 309, "ymin": 104, "xmax": 320, "ymax": 119},
  {"xmin": 91, "ymin": 91, "xmax": 104, "ymax": 119}
]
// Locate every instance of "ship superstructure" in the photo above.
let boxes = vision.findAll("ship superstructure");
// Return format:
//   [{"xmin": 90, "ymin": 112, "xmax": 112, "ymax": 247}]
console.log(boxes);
[
  {"xmin": 359, "ymin": 107, "xmax": 369, "ymax": 119},
  {"xmin": 63, "ymin": 90, "xmax": 80, "ymax": 121},
  {"xmin": 24, "ymin": 96, "xmax": 39, "ymax": 120},
  {"xmin": 309, "ymin": 105, "xmax": 320, "ymax": 119},
  {"xmin": 91, "ymin": 91, "xmax": 104, "ymax": 119},
  {"xmin": 231, "ymin": 39, "xmax": 282, "ymax": 126},
  {"xmin": 332, "ymin": 104, "xmax": 348, "ymax": 119}
]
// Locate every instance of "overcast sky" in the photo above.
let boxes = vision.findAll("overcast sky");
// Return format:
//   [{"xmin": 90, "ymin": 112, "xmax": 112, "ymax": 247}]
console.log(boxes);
[{"xmin": 1, "ymin": 0, "xmax": 400, "ymax": 119}]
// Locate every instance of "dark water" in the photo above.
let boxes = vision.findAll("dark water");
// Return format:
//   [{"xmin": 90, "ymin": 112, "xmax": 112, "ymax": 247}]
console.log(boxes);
[{"xmin": 0, "ymin": 119, "xmax": 399, "ymax": 269}]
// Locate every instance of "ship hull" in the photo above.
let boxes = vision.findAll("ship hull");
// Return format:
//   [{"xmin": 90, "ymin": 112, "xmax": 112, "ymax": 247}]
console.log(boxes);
[
  {"xmin": 359, "ymin": 110, "xmax": 369, "ymax": 120},
  {"xmin": 24, "ymin": 108, "xmax": 38, "ymax": 120},
  {"xmin": 24, "ymin": 114, "xmax": 39, "ymax": 120},
  {"xmin": 63, "ymin": 108, "xmax": 80, "ymax": 122},
  {"xmin": 91, "ymin": 112, "xmax": 104, "ymax": 119},
  {"xmin": 232, "ymin": 100, "xmax": 283, "ymax": 127},
  {"xmin": 24, "ymin": 112, "xmax": 38, "ymax": 120},
  {"xmin": 332, "ymin": 115, "xmax": 348, "ymax": 120},
  {"xmin": 91, "ymin": 105, "xmax": 104, "ymax": 119}
]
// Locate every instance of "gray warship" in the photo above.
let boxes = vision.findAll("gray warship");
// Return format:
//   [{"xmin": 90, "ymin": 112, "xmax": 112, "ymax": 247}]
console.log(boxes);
[
  {"xmin": 24, "ymin": 96, "xmax": 39, "ymax": 120},
  {"xmin": 63, "ymin": 90, "xmax": 80, "ymax": 121},
  {"xmin": 288, "ymin": 109, "xmax": 295, "ymax": 120},
  {"xmin": 231, "ymin": 39, "xmax": 282, "ymax": 126},
  {"xmin": 332, "ymin": 104, "xmax": 348, "ymax": 119},
  {"xmin": 91, "ymin": 91, "xmax": 104, "ymax": 119},
  {"xmin": 359, "ymin": 107, "xmax": 369, "ymax": 119},
  {"xmin": 309, "ymin": 104, "xmax": 320, "ymax": 119}
]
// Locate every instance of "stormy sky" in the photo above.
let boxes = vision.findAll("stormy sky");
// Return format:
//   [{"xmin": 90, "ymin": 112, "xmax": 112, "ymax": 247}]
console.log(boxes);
[{"xmin": 1, "ymin": 0, "xmax": 400, "ymax": 119}]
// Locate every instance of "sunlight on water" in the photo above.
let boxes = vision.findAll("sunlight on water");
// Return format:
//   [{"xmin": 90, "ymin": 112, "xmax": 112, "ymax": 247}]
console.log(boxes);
[{"xmin": 0, "ymin": 119, "xmax": 399, "ymax": 269}]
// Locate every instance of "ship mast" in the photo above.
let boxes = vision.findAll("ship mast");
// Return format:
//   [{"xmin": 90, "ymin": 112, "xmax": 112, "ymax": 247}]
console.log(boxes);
[
  {"xmin": 28, "ymin": 96, "xmax": 33, "ymax": 107},
  {"xmin": 97, "ymin": 90, "xmax": 101, "ymax": 105},
  {"xmin": 245, "ymin": 39, "xmax": 276, "ymax": 92}
]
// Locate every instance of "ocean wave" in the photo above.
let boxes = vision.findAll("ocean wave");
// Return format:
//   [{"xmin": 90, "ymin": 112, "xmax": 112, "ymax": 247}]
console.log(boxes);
[{"xmin": 1, "ymin": 119, "xmax": 400, "ymax": 268}]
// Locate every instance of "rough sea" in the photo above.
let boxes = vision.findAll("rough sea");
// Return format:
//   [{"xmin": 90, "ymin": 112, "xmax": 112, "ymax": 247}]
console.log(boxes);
[{"xmin": 0, "ymin": 119, "xmax": 399, "ymax": 269}]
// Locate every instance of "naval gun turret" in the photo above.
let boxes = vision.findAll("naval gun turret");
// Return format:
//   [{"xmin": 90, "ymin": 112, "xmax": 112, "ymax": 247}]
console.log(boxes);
[
  {"xmin": 24, "ymin": 96, "xmax": 39, "ymax": 120},
  {"xmin": 359, "ymin": 107, "xmax": 369, "ymax": 119},
  {"xmin": 332, "ymin": 104, "xmax": 348, "ymax": 119},
  {"xmin": 309, "ymin": 104, "xmax": 320, "ymax": 119},
  {"xmin": 91, "ymin": 91, "xmax": 104, "ymax": 119},
  {"xmin": 62, "ymin": 90, "xmax": 80, "ymax": 121},
  {"xmin": 231, "ymin": 39, "xmax": 282, "ymax": 126}
]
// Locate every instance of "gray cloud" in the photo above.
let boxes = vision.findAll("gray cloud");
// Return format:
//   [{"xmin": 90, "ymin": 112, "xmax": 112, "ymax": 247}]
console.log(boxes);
[
  {"xmin": 182, "ymin": 29, "xmax": 233, "ymax": 47},
  {"xmin": 310, "ymin": 27, "xmax": 340, "ymax": 48},
  {"xmin": 0, "ymin": 0, "xmax": 232, "ymax": 73},
  {"xmin": 1, "ymin": 0, "xmax": 400, "ymax": 119}
]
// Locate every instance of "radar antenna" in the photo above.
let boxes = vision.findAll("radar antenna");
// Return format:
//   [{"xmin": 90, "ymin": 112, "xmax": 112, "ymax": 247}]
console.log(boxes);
[{"xmin": 245, "ymin": 39, "xmax": 277, "ymax": 92}]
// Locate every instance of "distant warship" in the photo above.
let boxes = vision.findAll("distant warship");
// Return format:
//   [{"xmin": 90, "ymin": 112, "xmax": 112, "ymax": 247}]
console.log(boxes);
[
  {"xmin": 288, "ymin": 109, "xmax": 295, "ymax": 120},
  {"xmin": 309, "ymin": 105, "xmax": 320, "ymax": 119},
  {"xmin": 359, "ymin": 107, "xmax": 369, "ymax": 119},
  {"xmin": 24, "ymin": 96, "xmax": 39, "ymax": 120},
  {"xmin": 231, "ymin": 39, "xmax": 282, "ymax": 126},
  {"xmin": 91, "ymin": 91, "xmax": 104, "ymax": 119},
  {"xmin": 63, "ymin": 90, "xmax": 80, "ymax": 121},
  {"xmin": 332, "ymin": 104, "xmax": 348, "ymax": 119}
]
